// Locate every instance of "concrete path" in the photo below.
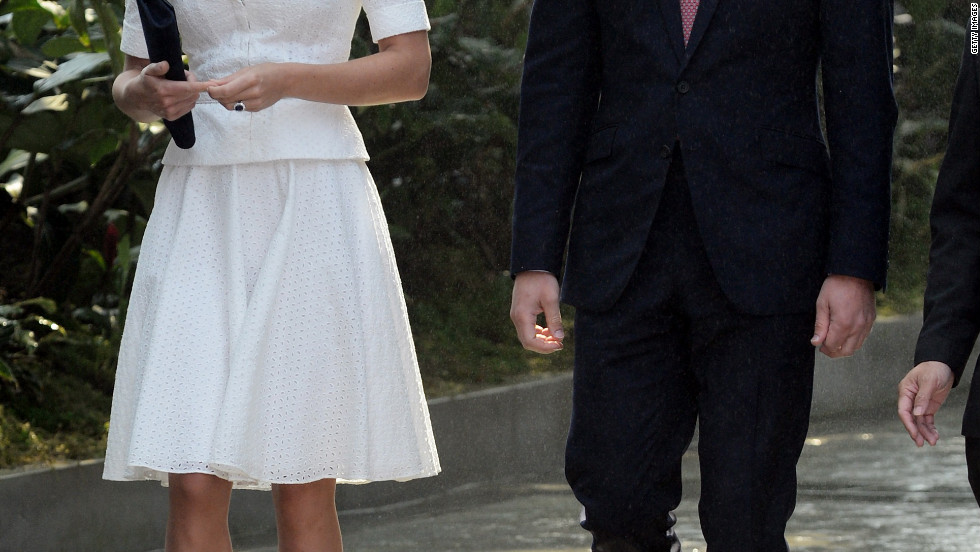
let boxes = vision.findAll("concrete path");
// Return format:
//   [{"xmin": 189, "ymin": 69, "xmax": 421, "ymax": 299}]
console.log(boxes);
[{"xmin": 238, "ymin": 394, "xmax": 979, "ymax": 552}]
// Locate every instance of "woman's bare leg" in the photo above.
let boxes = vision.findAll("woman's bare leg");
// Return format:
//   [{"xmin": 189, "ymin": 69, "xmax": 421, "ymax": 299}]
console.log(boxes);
[
  {"xmin": 166, "ymin": 473, "xmax": 234, "ymax": 552},
  {"xmin": 272, "ymin": 479, "xmax": 342, "ymax": 552}
]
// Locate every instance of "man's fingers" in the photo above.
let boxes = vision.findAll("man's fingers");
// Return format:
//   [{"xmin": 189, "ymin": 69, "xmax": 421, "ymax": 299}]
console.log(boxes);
[
  {"xmin": 912, "ymin": 395, "xmax": 934, "ymax": 419},
  {"xmin": 852, "ymin": 330, "xmax": 869, "ymax": 353},
  {"xmin": 897, "ymin": 387, "xmax": 923, "ymax": 446},
  {"xmin": 899, "ymin": 413, "xmax": 924, "ymax": 447},
  {"xmin": 820, "ymin": 333, "xmax": 859, "ymax": 358},
  {"xmin": 900, "ymin": 411, "xmax": 933, "ymax": 447},
  {"xmin": 511, "ymin": 309, "xmax": 539, "ymax": 349},
  {"xmin": 543, "ymin": 302, "xmax": 564, "ymax": 340},
  {"xmin": 816, "ymin": 312, "xmax": 875, "ymax": 358},
  {"xmin": 812, "ymin": 275, "xmax": 876, "ymax": 358},
  {"xmin": 916, "ymin": 415, "xmax": 940, "ymax": 446},
  {"xmin": 818, "ymin": 334, "xmax": 850, "ymax": 358},
  {"xmin": 510, "ymin": 271, "xmax": 564, "ymax": 355},
  {"xmin": 509, "ymin": 295, "xmax": 559, "ymax": 353},
  {"xmin": 896, "ymin": 364, "xmax": 953, "ymax": 448},
  {"xmin": 810, "ymin": 301, "xmax": 830, "ymax": 347}
]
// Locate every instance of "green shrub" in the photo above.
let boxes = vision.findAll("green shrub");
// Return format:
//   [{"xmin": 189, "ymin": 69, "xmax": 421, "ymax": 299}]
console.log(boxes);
[{"xmin": 881, "ymin": 0, "xmax": 968, "ymax": 313}]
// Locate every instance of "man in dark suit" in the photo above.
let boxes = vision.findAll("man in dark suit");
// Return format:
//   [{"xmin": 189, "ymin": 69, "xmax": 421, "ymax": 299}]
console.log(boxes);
[
  {"xmin": 509, "ymin": 1, "xmax": 897, "ymax": 550},
  {"xmin": 898, "ymin": 31, "xmax": 980, "ymax": 507}
]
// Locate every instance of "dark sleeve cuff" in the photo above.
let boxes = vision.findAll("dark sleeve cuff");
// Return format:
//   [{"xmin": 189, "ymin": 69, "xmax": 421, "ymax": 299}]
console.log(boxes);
[{"xmin": 914, "ymin": 333, "xmax": 974, "ymax": 387}]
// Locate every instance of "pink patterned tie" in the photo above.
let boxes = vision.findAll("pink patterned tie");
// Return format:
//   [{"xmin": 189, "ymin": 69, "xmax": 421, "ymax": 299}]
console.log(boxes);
[{"xmin": 680, "ymin": 0, "xmax": 700, "ymax": 45}]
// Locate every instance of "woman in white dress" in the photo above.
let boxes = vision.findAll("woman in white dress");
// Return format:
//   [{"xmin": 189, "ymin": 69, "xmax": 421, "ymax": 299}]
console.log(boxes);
[{"xmin": 102, "ymin": 0, "xmax": 440, "ymax": 550}]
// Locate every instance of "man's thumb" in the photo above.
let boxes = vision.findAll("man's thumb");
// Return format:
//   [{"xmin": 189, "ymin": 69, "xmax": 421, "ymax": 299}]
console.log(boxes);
[
  {"xmin": 811, "ymin": 308, "xmax": 829, "ymax": 345},
  {"xmin": 912, "ymin": 379, "xmax": 935, "ymax": 416},
  {"xmin": 544, "ymin": 305, "xmax": 564, "ymax": 340}
]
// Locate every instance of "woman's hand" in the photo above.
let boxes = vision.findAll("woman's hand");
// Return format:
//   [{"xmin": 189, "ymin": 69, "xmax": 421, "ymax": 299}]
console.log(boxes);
[
  {"xmin": 207, "ymin": 63, "xmax": 286, "ymax": 112},
  {"xmin": 206, "ymin": 30, "xmax": 430, "ymax": 110},
  {"xmin": 113, "ymin": 56, "xmax": 213, "ymax": 123}
]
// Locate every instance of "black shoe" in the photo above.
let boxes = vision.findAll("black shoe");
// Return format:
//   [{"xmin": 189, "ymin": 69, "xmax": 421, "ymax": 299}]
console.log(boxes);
[
  {"xmin": 591, "ymin": 512, "xmax": 682, "ymax": 552},
  {"xmin": 665, "ymin": 511, "xmax": 681, "ymax": 552},
  {"xmin": 593, "ymin": 533, "xmax": 681, "ymax": 552},
  {"xmin": 593, "ymin": 538, "xmax": 681, "ymax": 552},
  {"xmin": 594, "ymin": 538, "xmax": 644, "ymax": 552}
]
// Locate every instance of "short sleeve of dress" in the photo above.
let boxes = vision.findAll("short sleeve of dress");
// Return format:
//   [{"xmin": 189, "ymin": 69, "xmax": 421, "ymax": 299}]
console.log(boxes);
[
  {"xmin": 119, "ymin": 0, "xmax": 150, "ymax": 59},
  {"xmin": 361, "ymin": 0, "xmax": 430, "ymax": 43}
]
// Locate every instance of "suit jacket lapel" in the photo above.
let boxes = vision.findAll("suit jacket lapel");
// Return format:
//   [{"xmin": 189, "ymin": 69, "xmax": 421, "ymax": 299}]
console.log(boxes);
[
  {"xmin": 657, "ymin": 0, "xmax": 686, "ymax": 65},
  {"xmin": 683, "ymin": 0, "xmax": 720, "ymax": 59}
]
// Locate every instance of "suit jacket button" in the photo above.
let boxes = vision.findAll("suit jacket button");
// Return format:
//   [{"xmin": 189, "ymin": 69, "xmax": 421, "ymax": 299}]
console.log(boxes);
[
  {"xmin": 659, "ymin": 144, "xmax": 673, "ymax": 158},
  {"xmin": 676, "ymin": 81, "xmax": 691, "ymax": 94}
]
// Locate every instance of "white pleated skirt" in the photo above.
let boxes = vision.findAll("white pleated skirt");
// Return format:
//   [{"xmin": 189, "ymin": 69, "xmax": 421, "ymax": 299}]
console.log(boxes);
[{"xmin": 102, "ymin": 159, "xmax": 440, "ymax": 490}]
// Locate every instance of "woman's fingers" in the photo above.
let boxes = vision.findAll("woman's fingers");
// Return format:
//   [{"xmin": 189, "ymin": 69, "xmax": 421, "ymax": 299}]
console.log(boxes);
[
  {"xmin": 141, "ymin": 60, "xmax": 170, "ymax": 78},
  {"xmin": 208, "ymin": 65, "xmax": 283, "ymax": 112},
  {"xmin": 137, "ymin": 65, "xmax": 211, "ymax": 120}
]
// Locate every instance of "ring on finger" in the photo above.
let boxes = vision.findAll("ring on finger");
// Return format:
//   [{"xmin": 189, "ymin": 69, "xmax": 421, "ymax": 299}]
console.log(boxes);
[{"xmin": 234, "ymin": 100, "xmax": 245, "ymax": 112}]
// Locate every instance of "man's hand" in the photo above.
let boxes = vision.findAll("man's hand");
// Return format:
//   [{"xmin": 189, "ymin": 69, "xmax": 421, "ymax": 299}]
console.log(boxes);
[
  {"xmin": 897, "ymin": 361, "xmax": 955, "ymax": 447},
  {"xmin": 810, "ymin": 274, "xmax": 876, "ymax": 358},
  {"xmin": 510, "ymin": 271, "xmax": 565, "ymax": 354}
]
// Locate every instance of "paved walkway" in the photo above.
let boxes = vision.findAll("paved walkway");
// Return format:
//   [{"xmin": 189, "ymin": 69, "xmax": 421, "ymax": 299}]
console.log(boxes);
[{"xmin": 235, "ymin": 392, "xmax": 979, "ymax": 552}]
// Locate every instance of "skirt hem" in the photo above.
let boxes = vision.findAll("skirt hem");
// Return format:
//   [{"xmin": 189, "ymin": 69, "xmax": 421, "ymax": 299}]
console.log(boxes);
[{"xmin": 102, "ymin": 462, "xmax": 442, "ymax": 490}]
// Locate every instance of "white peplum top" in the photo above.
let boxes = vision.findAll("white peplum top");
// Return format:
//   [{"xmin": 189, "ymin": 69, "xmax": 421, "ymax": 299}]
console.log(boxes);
[{"xmin": 119, "ymin": 0, "xmax": 430, "ymax": 166}]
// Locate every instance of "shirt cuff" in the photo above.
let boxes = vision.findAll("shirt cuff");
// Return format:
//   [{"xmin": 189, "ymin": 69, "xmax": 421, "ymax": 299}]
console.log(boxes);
[{"xmin": 365, "ymin": 0, "xmax": 431, "ymax": 43}]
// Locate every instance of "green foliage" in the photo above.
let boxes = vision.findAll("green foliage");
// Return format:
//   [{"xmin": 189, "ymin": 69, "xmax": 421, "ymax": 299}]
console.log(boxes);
[
  {"xmin": 355, "ymin": 11, "xmax": 523, "ymax": 295},
  {"xmin": 350, "ymin": 2, "xmax": 572, "ymax": 397},
  {"xmin": 882, "ymin": 1, "xmax": 969, "ymax": 313},
  {"xmin": 0, "ymin": 296, "xmax": 115, "ymax": 464},
  {"xmin": 1, "ymin": 0, "xmax": 163, "ymax": 301},
  {"xmin": 0, "ymin": 0, "xmax": 158, "ymax": 467}
]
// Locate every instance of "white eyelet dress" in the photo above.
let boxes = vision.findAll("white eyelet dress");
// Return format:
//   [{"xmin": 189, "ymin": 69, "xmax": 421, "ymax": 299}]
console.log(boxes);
[{"xmin": 102, "ymin": 0, "xmax": 440, "ymax": 489}]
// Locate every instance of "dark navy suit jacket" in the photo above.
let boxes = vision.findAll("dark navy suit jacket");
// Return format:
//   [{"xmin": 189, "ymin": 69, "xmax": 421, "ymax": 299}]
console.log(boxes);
[
  {"xmin": 510, "ymin": 0, "xmax": 897, "ymax": 315},
  {"xmin": 914, "ymin": 36, "xmax": 980, "ymax": 436}
]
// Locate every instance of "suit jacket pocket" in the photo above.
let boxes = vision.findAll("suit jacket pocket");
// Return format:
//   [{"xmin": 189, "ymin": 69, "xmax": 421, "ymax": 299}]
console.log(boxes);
[
  {"xmin": 759, "ymin": 126, "xmax": 831, "ymax": 179},
  {"xmin": 584, "ymin": 125, "xmax": 618, "ymax": 164}
]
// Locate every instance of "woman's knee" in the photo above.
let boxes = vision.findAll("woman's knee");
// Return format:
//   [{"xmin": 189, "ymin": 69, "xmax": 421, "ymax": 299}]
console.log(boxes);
[
  {"xmin": 169, "ymin": 473, "xmax": 233, "ymax": 507},
  {"xmin": 273, "ymin": 479, "xmax": 342, "ymax": 551},
  {"xmin": 273, "ymin": 479, "xmax": 338, "ymax": 522},
  {"xmin": 274, "ymin": 478, "xmax": 336, "ymax": 502}
]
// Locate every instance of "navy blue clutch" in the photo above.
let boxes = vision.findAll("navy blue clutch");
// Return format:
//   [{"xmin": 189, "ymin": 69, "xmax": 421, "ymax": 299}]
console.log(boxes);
[{"xmin": 135, "ymin": 0, "xmax": 195, "ymax": 148}]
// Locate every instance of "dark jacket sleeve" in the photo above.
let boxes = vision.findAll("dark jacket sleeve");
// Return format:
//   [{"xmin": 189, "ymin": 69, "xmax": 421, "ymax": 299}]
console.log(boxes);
[
  {"xmin": 509, "ymin": 0, "xmax": 601, "ymax": 277},
  {"xmin": 914, "ymin": 36, "xmax": 980, "ymax": 386},
  {"xmin": 819, "ymin": 0, "xmax": 898, "ymax": 288}
]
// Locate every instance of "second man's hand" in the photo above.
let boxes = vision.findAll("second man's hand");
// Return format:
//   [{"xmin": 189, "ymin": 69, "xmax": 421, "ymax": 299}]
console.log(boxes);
[{"xmin": 898, "ymin": 361, "xmax": 955, "ymax": 447}]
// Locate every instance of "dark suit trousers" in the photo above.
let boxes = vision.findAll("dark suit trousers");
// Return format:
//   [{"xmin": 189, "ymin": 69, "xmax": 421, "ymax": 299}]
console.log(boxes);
[
  {"xmin": 567, "ymin": 152, "xmax": 816, "ymax": 552},
  {"xmin": 966, "ymin": 438, "xmax": 980, "ymax": 508}
]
